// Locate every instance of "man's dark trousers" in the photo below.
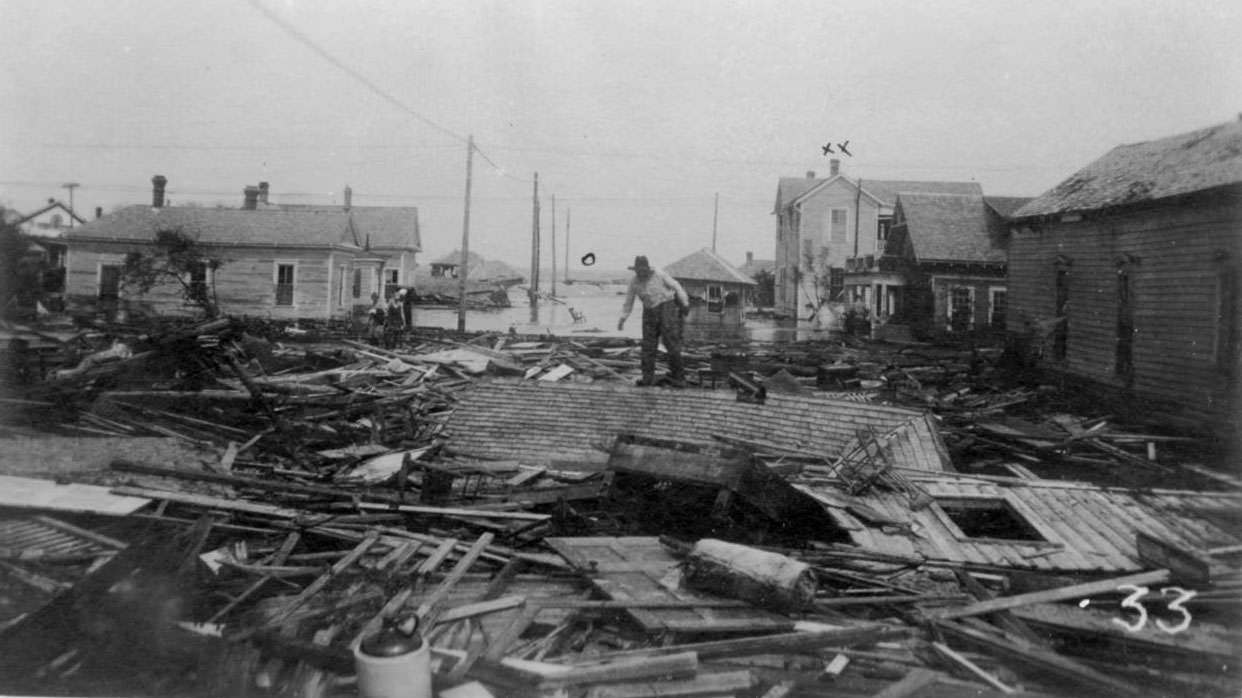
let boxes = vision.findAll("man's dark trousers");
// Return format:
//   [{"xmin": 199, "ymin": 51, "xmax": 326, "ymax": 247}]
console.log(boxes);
[{"xmin": 640, "ymin": 300, "xmax": 684, "ymax": 384}]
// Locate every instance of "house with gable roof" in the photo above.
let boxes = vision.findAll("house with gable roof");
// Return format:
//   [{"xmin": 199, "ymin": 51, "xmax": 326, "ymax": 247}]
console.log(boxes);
[
  {"xmin": 845, "ymin": 191, "xmax": 1029, "ymax": 338},
  {"xmin": 773, "ymin": 159, "xmax": 979, "ymax": 326},
  {"xmin": 1007, "ymin": 119, "xmax": 1242, "ymax": 437},
  {"xmin": 63, "ymin": 176, "xmax": 420, "ymax": 321},
  {"xmin": 664, "ymin": 247, "xmax": 756, "ymax": 328}
]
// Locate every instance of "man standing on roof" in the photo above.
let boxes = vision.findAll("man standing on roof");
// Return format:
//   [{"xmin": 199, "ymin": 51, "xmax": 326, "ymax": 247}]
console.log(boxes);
[{"xmin": 618, "ymin": 255, "xmax": 690, "ymax": 387}]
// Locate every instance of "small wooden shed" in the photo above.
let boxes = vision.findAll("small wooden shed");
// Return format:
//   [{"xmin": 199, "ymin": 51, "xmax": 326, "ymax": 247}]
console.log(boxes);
[{"xmin": 664, "ymin": 248, "xmax": 756, "ymax": 327}]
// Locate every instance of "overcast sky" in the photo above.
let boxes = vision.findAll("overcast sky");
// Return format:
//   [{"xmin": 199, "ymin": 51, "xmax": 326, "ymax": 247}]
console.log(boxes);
[{"xmin": 2, "ymin": 0, "xmax": 1239, "ymax": 275}]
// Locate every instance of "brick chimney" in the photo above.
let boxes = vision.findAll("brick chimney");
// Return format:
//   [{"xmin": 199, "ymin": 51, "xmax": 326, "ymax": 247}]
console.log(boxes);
[
  {"xmin": 746, "ymin": 251, "xmax": 754, "ymax": 265},
  {"xmin": 152, "ymin": 175, "xmax": 167, "ymax": 208},
  {"xmin": 343, "ymin": 185, "xmax": 353, "ymax": 211},
  {"xmin": 258, "ymin": 181, "xmax": 270, "ymax": 204},
  {"xmin": 805, "ymin": 171, "xmax": 815, "ymax": 180},
  {"xmin": 243, "ymin": 185, "xmax": 259, "ymax": 210},
  {"xmin": 829, "ymin": 159, "xmax": 840, "ymax": 177},
  {"xmin": 95, "ymin": 206, "xmax": 103, "ymax": 219}
]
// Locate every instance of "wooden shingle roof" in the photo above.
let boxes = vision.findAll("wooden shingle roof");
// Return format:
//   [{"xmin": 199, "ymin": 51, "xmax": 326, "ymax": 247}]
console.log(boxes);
[
  {"xmin": 776, "ymin": 174, "xmax": 982, "ymax": 212},
  {"xmin": 278, "ymin": 204, "xmax": 420, "ymax": 251},
  {"xmin": 797, "ymin": 475, "xmax": 1242, "ymax": 574},
  {"xmin": 664, "ymin": 248, "xmax": 756, "ymax": 285},
  {"xmin": 444, "ymin": 380, "xmax": 950, "ymax": 471},
  {"xmin": 1014, "ymin": 119, "xmax": 1242, "ymax": 219},
  {"xmin": 65, "ymin": 204, "xmax": 418, "ymax": 251},
  {"xmin": 896, "ymin": 192, "xmax": 1007, "ymax": 263}
]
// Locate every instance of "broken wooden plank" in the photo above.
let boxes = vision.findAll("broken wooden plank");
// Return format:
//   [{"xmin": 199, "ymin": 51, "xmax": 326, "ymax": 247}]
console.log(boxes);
[
  {"xmin": 0, "ymin": 475, "xmax": 150, "ymax": 516},
  {"xmin": 933, "ymin": 569, "xmax": 1172, "ymax": 620},
  {"xmin": 869, "ymin": 668, "xmax": 940, "ymax": 698},
  {"xmin": 266, "ymin": 531, "xmax": 380, "ymax": 628},
  {"xmin": 547, "ymin": 652, "xmax": 700, "ymax": 689},
  {"xmin": 569, "ymin": 624, "xmax": 903, "ymax": 664},
  {"xmin": 931, "ymin": 641, "xmax": 1015, "ymax": 694},
  {"xmin": 584, "ymin": 668, "xmax": 749, "ymax": 698},
  {"xmin": 933, "ymin": 620, "xmax": 1140, "ymax": 696},
  {"xmin": 1136, "ymin": 532, "xmax": 1212, "ymax": 584}
]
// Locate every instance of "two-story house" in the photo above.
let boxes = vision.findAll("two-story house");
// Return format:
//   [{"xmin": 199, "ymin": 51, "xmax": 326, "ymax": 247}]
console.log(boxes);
[{"xmin": 773, "ymin": 159, "xmax": 977, "ymax": 327}]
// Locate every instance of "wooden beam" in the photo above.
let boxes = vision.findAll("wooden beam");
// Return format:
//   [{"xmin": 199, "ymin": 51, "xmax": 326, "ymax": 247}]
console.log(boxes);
[
  {"xmin": 569, "ymin": 625, "xmax": 901, "ymax": 664},
  {"xmin": 931, "ymin": 641, "xmax": 1015, "ymax": 694},
  {"xmin": 933, "ymin": 569, "xmax": 1171, "ymax": 620}
]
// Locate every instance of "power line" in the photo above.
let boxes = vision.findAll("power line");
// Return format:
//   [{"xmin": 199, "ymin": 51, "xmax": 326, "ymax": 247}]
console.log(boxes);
[
  {"xmin": 247, "ymin": 0, "xmax": 532, "ymax": 185},
  {"xmin": 248, "ymin": 0, "xmax": 462, "ymax": 144}
]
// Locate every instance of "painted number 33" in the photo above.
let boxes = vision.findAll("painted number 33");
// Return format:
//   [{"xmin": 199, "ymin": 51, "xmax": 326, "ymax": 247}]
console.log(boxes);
[{"xmin": 1112, "ymin": 585, "xmax": 1196, "ymax": 634}]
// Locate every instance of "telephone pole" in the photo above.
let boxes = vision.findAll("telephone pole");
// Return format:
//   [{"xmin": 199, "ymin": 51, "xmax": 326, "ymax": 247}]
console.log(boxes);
[
  {"xmin": 529, "ymin": 172, "xmax": 540, "ymax": 305},
  {"xmin": 63, "ymin": 182, "xmax": 80, "ymax": 228},
  {"xmin": 564, "ymin": 207, "xmax": 571, "ymax": 284},
  {"xmin": 456, "ymin": 135, "xmax": 474, "ymax": 332},
  {"xmin": 711, "ymin": 192, "xmax": 719, "ymax": 251},
  {"xmin": 550, "ymin": 194, "xmax": 557, "ymax": 297}
]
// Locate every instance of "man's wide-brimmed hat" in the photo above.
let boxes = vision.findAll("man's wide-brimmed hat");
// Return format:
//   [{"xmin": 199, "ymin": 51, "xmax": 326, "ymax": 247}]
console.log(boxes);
[{"xmin": 628, "ymin": 255, "xmax": 652, "ymax": 272}]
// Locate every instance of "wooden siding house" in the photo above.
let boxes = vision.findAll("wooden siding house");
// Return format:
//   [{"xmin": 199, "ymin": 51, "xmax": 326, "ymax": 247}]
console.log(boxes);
[
  {"xmin": 664, "ymin": 248, "xmax": 756, "ymax": 328},
  {"xmin": 63, "ymin": 177, "xmax": 420, "ymax": 321},
  {"xmin": 773, "ymin": 159, "xmax": 979, "ymax": 328},
  {"xmin": 846, "ymin": 191, "xmax": 1027, "ymax": 339},
  {"xmin": 1007, "ymin": 119, "xmax": 1242, "ymax": 439}
]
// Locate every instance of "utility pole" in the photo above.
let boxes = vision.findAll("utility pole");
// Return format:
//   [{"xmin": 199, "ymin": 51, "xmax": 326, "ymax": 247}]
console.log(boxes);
[
  {"xmin": 711, "ymin": 192, "xmax": 719, "ymax": 252},
  {"xmin": 456, "ymin": 135, "xmax": 474, "ymax": 332},
  {"xmin": 550, "ymin": 194, "xmax": 557, "ymax": 298},
  {"xmin": 564, "ymin": 207, "xmax": 571, "ymax": 284},
  {"xmin": 63, "ymin": 182, "xmax": 80, "ymax": 228},
  {"xmin": 529, "ymin": 172, "xmax": 540, "ymax": 305}
]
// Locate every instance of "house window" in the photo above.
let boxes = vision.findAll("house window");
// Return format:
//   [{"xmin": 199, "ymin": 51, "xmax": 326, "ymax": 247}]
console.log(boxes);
[
  {"xmin": 935, "ymin": 497, "xmax": 1047, "ymax": 542},
  {"xmin": 1115, "ymin": 265, "xmax": 1135, "ymax": 385},
  {"xmin": 947, "ymin": 286, "xmax": 974, "ymax": 332},
  {"xmin": 877, "ymin": 216, "xmax": 892, "ymax": 244},
  {"xmin": 187, "ymin": 263, "xmax": 209, "ymax": 305},
  {"xmin": 384, "ymin": 269, "xmax": 401, "ymax": 298},
  {"xmin": 1217, "ymin": 265, "xmax": 1238, "ymax": 374},
  {"xmin": 829, "ymin": 208, "xmax": 848, "ymax": 243},
  {"xmin": 707, "ymin": 284, "xmax": 723, "ymax": 313},
  {"xmin": 829, "ymin": 267, "xmax": 844, "ymax": 301},
  {"xmin": 1053, "ymin": 268, "xmax": 1070, "ymax": 360},
  {"xmin": 275, "ymin": 263, "xmax": 295, "ymax": 306},
  {"xmin": 336, "ymin": 265, "xmax": 347, "ymax": 306},
  {"xmin": 99, "ymin": 264, "xmax": 121, "ymax": 302},
  {"xmin": 352, "ymin": 269, "xmax": 362, "ymax": 299},
  {"xmin": 989, "ymin": 287, "xmax": 1007, "ymax": 330}
]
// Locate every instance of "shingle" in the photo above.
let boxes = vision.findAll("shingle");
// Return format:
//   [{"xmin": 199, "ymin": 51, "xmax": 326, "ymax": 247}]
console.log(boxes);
[
  {"xmin": 665, "ymin": 248, "xmax": 757, "ymax": 285},
  {"xmin": 1014, "ymin": 119, "xmax": 1242, "ymax": 218}
]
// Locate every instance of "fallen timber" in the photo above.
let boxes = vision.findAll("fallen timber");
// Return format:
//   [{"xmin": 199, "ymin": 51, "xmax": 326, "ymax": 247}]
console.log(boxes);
[{"xmin": 0, "ymin": 314, "xmax": 1239, "ymax": 697}]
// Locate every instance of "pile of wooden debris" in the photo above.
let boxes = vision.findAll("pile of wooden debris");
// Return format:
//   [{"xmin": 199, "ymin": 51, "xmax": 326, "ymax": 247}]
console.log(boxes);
[{"xmin": 0, "ymin": 315, "xmax": 1237, "ymax": 698}]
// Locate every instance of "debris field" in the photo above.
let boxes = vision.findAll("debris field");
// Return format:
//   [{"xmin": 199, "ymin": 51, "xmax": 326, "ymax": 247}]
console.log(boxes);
[{"xmin": 0, "ymin": 315, "xmax": 1238, "ymax": 698}]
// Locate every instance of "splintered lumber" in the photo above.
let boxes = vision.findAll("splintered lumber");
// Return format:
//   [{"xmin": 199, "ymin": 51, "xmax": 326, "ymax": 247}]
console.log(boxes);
[
  {"xmin": 415, "ymin": 532, "xmax": 496, "ymax": 628},
  {"xmin": 933, "ymin": 620, "xmax": 1140, "ymax": 696},
  {"xmin": 267, "ymin": 532, "xmax": 380, "ymax": 628},
  {"xmin": 545, "ymin": 652, "xmax": 700, "ymax": 689},
  {"xmin": 111, "ymin": 460, "xmax": 407, "ymax": 504},
  {"xmin": 930, "ymin": 642, "xmax": 1015, "ymax": 694},
  {"xmin": 569, "ymin": 624, "xmax": 902, "ymax": 665},
  {"xmin": 683, "ymin": 538, "xmax": 817, "ymax": 612},
  {"xmin": 1135, "ymin": 532, "xmax": 1213, "ymax": 584},
  {"xmin": 585, "ymin": 668, "xmax": 751, "ymax": 698},
  {"xmin": 354, "ymin": 501, "xmax": 550, "ymax": 522},
  {"xmin": 869, "ymin": 668, "xmax": 941, "ymax": 698},
  {"xmin": 933, "ymin": 569, "xmax": 1172, "ymax": 620}
]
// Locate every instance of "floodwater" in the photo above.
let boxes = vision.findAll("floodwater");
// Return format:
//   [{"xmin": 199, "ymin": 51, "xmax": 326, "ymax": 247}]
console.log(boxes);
[{"xmin": 412, "ymin": 284, "xmax": 834, "ymax": 344}]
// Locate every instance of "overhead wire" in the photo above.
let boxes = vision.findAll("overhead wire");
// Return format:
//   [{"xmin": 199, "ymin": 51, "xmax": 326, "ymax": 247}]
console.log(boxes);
[{"xmin": 247, "ymin": 0, "xmax": 532, "ymax": 185}]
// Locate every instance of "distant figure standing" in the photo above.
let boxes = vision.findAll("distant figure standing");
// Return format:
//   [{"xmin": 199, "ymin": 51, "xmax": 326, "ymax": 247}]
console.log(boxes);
[
  {"xmin": 618, "ymin": 255, "xmax": 689, "ymax": 387},
  {"xmin": 367, "ymin": 292, "xmax": 386, "ymax": 346},
  {"xmin": 384, "ymin": 294, "xmax": 405, "ymax": 348}
]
